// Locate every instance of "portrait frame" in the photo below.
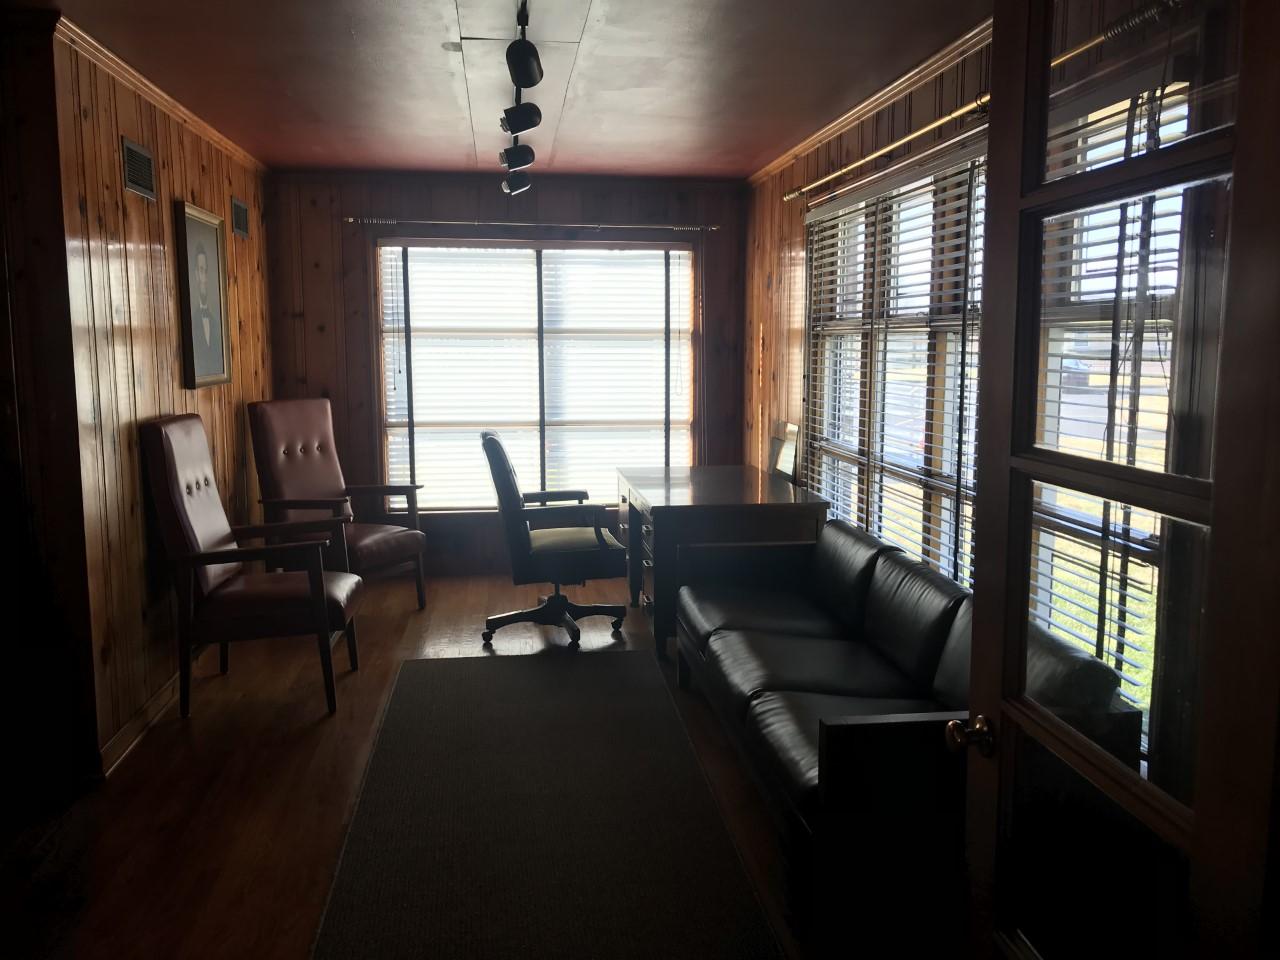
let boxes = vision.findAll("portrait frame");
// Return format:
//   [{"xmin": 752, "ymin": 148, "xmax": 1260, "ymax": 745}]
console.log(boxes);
[{"xmin": 174, "ymin": 201, "xmax": 232, "ymax": 388}]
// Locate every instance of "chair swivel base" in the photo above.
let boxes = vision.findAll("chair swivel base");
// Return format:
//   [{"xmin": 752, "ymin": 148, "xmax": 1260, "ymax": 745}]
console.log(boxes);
[{"xmin": 482, "ymin": 590, "xmax": 625, "ymax": 646}]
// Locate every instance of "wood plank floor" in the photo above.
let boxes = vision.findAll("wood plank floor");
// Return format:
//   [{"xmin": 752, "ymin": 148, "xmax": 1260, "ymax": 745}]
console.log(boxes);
[{"xmin": 19, "ymin": 573, "xmax": 798, "ymax": 959}]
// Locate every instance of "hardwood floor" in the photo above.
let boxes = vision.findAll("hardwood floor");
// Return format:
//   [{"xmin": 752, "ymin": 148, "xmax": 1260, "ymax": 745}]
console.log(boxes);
[{"xmin": 16, "ymin": 573, "xmax": 797, "ymax": 959}]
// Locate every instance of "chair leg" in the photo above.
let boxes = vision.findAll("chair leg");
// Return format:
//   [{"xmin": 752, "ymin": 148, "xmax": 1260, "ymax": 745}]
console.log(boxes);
[
  {"xmin": 557, "ymin": 608, "xmax": 581, "ymax": 646},
  {"xmin": 345, "ymin": 618, "xmax": 359, "ymax": 670},
  {"xmin": 219, "ymin": 639, "xmax": 229, "ymax": 675},
  {"xmin": 564, "ymin": 600, "xmax": 628, "ymax": 632},
  {"xmin": 317, "ymin": 631, "xmax": 337, "ymax": 715},
  {"xmin": 414, "ymin": 554, "xmax": 426, "ymax": 610},
  {"xmin": 178, "ymin": 633, "xmax": 192, "ymax": 719}
]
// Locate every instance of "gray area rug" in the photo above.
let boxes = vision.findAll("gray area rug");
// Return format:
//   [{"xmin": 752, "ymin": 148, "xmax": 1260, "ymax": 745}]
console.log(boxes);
[{"xmin": 312, "ymin": 650, "xmax": 782, "ymax": 959}]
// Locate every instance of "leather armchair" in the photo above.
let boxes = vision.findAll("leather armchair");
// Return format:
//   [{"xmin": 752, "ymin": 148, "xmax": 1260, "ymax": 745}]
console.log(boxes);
[
  {"xmin": 247, "ymin": 398, "xmax": 427, "ymax": 609},
  {"xmin": 479, "ymin": 430, "xmax": 627, "ymax": 645},
  {"xmin": 140, "ymin": 414, "xmax": 363, "ymax": 716}
]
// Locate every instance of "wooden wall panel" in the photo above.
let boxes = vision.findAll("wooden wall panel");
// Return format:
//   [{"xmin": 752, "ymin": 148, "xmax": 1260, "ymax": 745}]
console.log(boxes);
[
  {"xmin": 47, "ymin": 24, "xmax": 272, "ymax": 769},
  {"xmin": 744, "ymin": 27, "xmax": 992, "ymax": 468},
  {"xmin": 266, "ymin": 171, "xmax": 747, "ymax": 488}
]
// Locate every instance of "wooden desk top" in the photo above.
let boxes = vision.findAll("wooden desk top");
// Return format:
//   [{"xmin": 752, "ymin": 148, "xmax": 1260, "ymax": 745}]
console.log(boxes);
[{"xmin": 617, "ymin": 465, "xmax": 828, "ymax": 511}]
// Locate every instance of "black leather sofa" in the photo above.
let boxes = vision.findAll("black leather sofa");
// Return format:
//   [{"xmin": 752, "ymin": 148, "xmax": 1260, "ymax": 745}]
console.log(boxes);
[{"xmin": 674, "ymin": 520, "xmax": 1139, "ymax": 951}]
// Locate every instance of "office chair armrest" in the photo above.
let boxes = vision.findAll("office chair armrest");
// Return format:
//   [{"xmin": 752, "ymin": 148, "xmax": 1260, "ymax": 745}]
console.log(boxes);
[
  {"xmin": 523, "ymin": 489, "xmax": 589, "ymax": 504},
  {"xmin": 231, "ymin": 517, "xmax": 351, "ymax": 540},
  {"xmin": 182, "ymin": 540, "xmax": 328, "ymax": 566},
  {"xmin": 524, "ymin": 502, "xmax": 608, "ymax": 527}
]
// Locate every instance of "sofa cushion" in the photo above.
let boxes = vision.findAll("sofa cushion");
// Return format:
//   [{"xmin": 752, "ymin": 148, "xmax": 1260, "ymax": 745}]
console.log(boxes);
[
  {"xmin": 744, "ymin": 691, "xmax": 944, "ymax": 823},
  {"xmin": 930, "ymin": 600, "xmax": 1122, "ymax": 713},
  {"xmin": 706, "ymin": 631, "xmax": 920, "ymax": 718},
  {"xmin": 809, "ymin": 521, "xmax": 900, "ymax": 634},
  {"xmin": 864, "ymin": 552, "xmax": 968, "ymax": 688},
  {"xmin": 676, "ymin": 584, "xmax": 843, "ymax": 654}
]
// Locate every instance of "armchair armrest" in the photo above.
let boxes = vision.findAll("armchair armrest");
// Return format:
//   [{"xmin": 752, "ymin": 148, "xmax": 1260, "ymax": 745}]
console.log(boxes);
[
  {"xmin": 260, "ymin": 496, "xmax": 350, "ymax": 510},
  {"xmin": 523, "ymin": 489, "xmax": 588, "ymax": 504},
  {"xmin": 231, "ymin": 517, "xmax": 350, "ymax": 540},
  {"xmin": 676, "ymin": 540, "xmax": 816, "ymax": 589},
  {"xmin": 344, "ymin": 483, "xmax": 423, "ymax": 495},
  {"xmin": 182, "ymin": 540, "xmax": 328, "ymax": 566}
]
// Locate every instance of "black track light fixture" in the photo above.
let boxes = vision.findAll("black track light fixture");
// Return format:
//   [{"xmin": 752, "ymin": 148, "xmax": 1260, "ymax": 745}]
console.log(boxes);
[
  {"xmin": 506, "ymin": 38, "xmax": 543, "ymax": 88},
  {"xmin": 498, "ymin": 143, "xmax": 535, "ymax": 171},
  {"xmin": 500, "ymin": 101, "xmax": 542, "ymax": 136},
  {"xmin": 501, "ymin": 171, "xmax": 531, "ymax": 196}
]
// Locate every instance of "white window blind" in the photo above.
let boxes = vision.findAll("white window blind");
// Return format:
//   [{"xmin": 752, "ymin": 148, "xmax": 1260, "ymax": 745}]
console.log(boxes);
[
  {"xmin": 380, "ymin": 245, "xmax": 692, "ymax": 509},
  {"xmin": 805, "ymin": 156, "xmax": 985, "ymax": 584}
]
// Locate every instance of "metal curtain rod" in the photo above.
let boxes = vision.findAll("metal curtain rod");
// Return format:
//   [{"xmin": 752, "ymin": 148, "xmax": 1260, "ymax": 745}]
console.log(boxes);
[
  {"xmin": 343, "ymin": 217, "xmax": 716, "ymax": 232},
  {"xmin": 783, "ymin": 0, "xmax": 1181, "ymax": 203}
]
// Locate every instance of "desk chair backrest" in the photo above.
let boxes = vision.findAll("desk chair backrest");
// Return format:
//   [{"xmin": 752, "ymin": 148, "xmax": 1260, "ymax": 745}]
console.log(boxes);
[
  {"xmin": 481, "ymin": 430, "xmax": 534, "ymax": 579},
  {"xmin": 140, "ymin": 414, "xmax": 240, "ymax": 596},
  {"xmin": 248, "ymin": 398, "xmax": 352, "ymax": 521}
]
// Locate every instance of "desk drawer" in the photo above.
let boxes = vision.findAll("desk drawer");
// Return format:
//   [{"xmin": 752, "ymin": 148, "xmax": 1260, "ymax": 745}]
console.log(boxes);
[{"xmin": 640, "ymin": 558, "xmax": 655, "ymax": 614}]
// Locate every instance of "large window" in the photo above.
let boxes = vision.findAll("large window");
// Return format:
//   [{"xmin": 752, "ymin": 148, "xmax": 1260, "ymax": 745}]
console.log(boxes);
[
  {"xmin": 379, "ymin": 245, "xmax": 692, "ymax": 509},
  {"xmin": 804, "ymin": 154, "xmax": 986, "ymax": 584}
]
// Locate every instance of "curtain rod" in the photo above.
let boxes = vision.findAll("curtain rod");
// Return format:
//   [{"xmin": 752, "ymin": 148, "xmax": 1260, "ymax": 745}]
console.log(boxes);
[
  {"xmin": 783, "ymin": 0, "xmax": 1181, "ymax": 203},
  {"xmin": 343, "ymin": 217, "xmax": 716, "ymax": 232}
]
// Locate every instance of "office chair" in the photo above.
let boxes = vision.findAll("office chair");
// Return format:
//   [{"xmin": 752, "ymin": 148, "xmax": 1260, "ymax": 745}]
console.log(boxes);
[
  {"xmin": 248, "ymin": 398, "xmax": 427, "ymax": 609},
  {"xmin": 480, "ymin": 430, "xmax": 627, "ymax": 645},
  {"xmin": 140, "ymin": 414, "xmax": 363, "ymax": 716}
]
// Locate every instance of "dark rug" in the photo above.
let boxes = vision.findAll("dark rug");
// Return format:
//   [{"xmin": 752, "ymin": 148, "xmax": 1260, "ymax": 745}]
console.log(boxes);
[{"xmin": 312, "ymin": 651, "xmax": 782, "ymax": 960}]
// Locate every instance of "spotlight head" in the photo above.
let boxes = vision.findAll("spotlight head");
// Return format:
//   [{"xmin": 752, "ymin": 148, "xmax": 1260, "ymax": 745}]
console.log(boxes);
[
  {"xmin": 501, "ymin": 171, "xmax": 531, "ymax": 196},
  {"xmin": 505, "ymin": 38, "xmax": 543, "ymax": 88},
  {"xmin": 498, "ymin": 143, "xmax": 536, "ymax": 172},
  {"xmin": 500, "ymin": 102, "xmax": 542, "ymax": 135}
]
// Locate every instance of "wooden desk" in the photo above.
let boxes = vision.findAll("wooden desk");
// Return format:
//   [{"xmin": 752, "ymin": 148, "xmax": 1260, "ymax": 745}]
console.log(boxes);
[{"xmin": 617, "ymin": 466, "xmax": 829, "ymax": 658}]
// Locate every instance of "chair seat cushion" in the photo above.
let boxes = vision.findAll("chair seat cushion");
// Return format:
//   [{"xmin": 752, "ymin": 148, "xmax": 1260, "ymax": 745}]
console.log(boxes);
[
  {"xmin": 346, "ymin": 522, "xmax": 425, "ymax": 573},
  {"xmin": 705, "ymin": 631, "xmax": 921, "ymax": 719},
  {"xmin": 199, "ymin": 570, "xmax": 363, "ymax": 636},
  {"xmin": 526, "ymin": 526, "xmax": 626, "ymax": 585},
  {"xmin": 676, "ymin": 584, "xmax": 842, "ymax": 654},
  {"xmin": 744, "ymin": 691, "xmax": 944, "ymax": 823}
]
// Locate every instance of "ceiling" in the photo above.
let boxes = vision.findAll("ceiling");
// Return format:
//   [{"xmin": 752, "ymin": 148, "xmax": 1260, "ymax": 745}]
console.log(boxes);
[{"xmin": 35, "ymin": 0, "xmax": 991, "ymax": 177}]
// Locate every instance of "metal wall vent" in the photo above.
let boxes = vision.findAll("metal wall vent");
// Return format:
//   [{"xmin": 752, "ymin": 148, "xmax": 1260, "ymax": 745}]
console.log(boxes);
[
  {"xmin": 231, "ymin": 197, "xmax": 250, "ymax": 238},
  {"xmin": 121, "ymin": 138, "xmax": 156, "ymax": 200}
]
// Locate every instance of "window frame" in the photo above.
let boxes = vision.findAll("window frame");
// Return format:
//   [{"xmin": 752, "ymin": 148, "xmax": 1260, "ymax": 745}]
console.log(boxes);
[{"xmin": 375, "ymin": 238, "xmax": 696, "ymax": 512}]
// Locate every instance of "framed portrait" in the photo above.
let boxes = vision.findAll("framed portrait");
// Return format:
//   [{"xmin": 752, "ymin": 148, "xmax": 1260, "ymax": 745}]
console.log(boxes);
[{"xmin": 175, "ymin": 201, "xmax": 231, "ymax": 388}]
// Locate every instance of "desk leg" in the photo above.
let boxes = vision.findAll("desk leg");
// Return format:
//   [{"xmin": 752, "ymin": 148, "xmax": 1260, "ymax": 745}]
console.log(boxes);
[
  {"xmin": 652, "ymin": 524, "xmax": 675, "ymax": 661},
  {"xmin": 627, "ymin": 501, "xmax": 642, "ymax": 607}
]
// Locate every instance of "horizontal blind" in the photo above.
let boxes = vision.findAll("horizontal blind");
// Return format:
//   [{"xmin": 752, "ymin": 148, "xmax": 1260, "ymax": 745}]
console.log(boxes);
[
  {"xmin": 805, "ymin": 156, "xmax": 985, "ymax": 584},
  {"xmin": 380, "ymin": 245, "xmax": 692, "ymax": 509}
]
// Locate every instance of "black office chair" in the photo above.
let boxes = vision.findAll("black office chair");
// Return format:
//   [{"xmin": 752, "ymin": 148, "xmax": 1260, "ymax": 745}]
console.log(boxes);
[{"xmin": 480, "ymin": 430, "xmax": 627, "ymax": 645}]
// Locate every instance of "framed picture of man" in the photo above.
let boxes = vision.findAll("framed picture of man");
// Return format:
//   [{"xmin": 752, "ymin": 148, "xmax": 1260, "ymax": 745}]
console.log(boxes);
[{"xmin": 175, "ymin": 202, "xmax": 231, "ymax": 388}]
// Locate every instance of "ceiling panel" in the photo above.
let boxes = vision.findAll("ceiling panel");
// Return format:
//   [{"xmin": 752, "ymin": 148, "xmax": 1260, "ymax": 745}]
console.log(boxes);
[
  {"xmin": 457, "ymin": 0, "xmax": 592, "ymax": 42},
  {"xmin": 34, "ymin": 0, "xmax": 993, "ymax": 176}
]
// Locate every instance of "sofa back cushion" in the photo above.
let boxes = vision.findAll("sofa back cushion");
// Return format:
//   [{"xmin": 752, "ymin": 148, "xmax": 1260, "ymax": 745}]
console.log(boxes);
[
  {"xmin": 810, "ymin": 520, "xmax": 900, "ymax": 634},
  {"xmin": 931, "ymin": 600, "xmax": 1122, "ymax": 712},
  {"xmin": 864, "ymin": 551, "xmax": 968, "ymax": 688}
]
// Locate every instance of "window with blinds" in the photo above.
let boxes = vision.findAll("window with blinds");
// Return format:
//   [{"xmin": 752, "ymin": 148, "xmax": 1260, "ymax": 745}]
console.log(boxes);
[
  {"xmin": 805, "ymin": 155, "xmax": 985, "ymax": 584},
  {"xmin": 379, "ymin": 245, "xmax": 692, "ymax": 510}
]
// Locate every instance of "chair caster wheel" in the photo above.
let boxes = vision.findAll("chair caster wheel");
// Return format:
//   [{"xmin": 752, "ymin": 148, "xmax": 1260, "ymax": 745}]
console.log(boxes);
[
  {"xmin": 611, "ymin": 619, "xmax": 624, "ymax": 631},
  {"xmin": 482, "ymin": 630, "xmax": 493, "ymax": 644}
]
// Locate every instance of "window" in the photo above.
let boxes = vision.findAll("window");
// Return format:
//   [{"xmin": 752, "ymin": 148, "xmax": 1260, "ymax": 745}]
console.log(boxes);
[
  {"xmin": 379, "ymin": 245, "xmax": 692, "ymax": 509},
  {"xmin": 804, "ymin": 155, "xmax": 985, "ymax": 584}
]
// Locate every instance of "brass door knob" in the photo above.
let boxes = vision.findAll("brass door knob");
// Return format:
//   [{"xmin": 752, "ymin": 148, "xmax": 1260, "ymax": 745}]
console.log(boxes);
[{"xmin": 945, "ymin": 715, "xmax": 995, "ymax": 756}]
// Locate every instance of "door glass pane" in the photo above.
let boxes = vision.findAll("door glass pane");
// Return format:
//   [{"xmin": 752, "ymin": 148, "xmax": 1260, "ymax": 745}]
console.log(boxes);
[
  {"xmin": 1026, "ymin": 481, "xmax": 1206, "ymax": 806},
  {"xmin": 1007, "ymin": 734, "xmax": 1192, "ymax": 958},
  {"xmin": 1045, "ymin": 0, "xmax": 1239, "ymax": 182},
  {"xmin": 1035, "ymin": 177, "xmax": 1229, "ymax": 478}
]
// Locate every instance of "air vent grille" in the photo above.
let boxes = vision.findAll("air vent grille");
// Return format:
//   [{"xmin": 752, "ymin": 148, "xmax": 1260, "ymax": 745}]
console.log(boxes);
[
  {"xmin": 121, "ymin": 138, "xmax": 155, "ymax": 200},
  {"xmin": 231, "ymin": 197, "xmax": 250, "ymax": 238}
]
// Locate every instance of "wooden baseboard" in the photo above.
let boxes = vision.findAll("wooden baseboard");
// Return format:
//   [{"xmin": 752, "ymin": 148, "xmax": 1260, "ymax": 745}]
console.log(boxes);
[{"xmin": 100, "ymin": 675, "xmax": 177, "ymax": 776}]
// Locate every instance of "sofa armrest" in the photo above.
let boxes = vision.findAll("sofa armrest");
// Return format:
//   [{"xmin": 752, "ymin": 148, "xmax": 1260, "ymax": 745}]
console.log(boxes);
[{"xmin": 676, "ymin": 540, "xmax": 816, "ymax": 589}]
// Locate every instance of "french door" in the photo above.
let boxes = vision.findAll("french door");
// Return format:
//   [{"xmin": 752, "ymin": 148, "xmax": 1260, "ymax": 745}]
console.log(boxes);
[{"xmin": 965, "ymin": 1, "xmax": 1279, "ymax": 956}]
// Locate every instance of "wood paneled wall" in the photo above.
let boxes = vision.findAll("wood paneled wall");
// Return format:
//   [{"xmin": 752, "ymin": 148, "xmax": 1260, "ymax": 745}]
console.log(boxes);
[
  {"xmin": 744, "ymin": 25, "xmax": 991, "ymax": 468},
  {"xmin": 1, "ymin": 16, "xmax": 272, "ymax": 775},
  {"xmin": 266, "ymin": 172, "xmax": 747, "ymax": 490}
]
